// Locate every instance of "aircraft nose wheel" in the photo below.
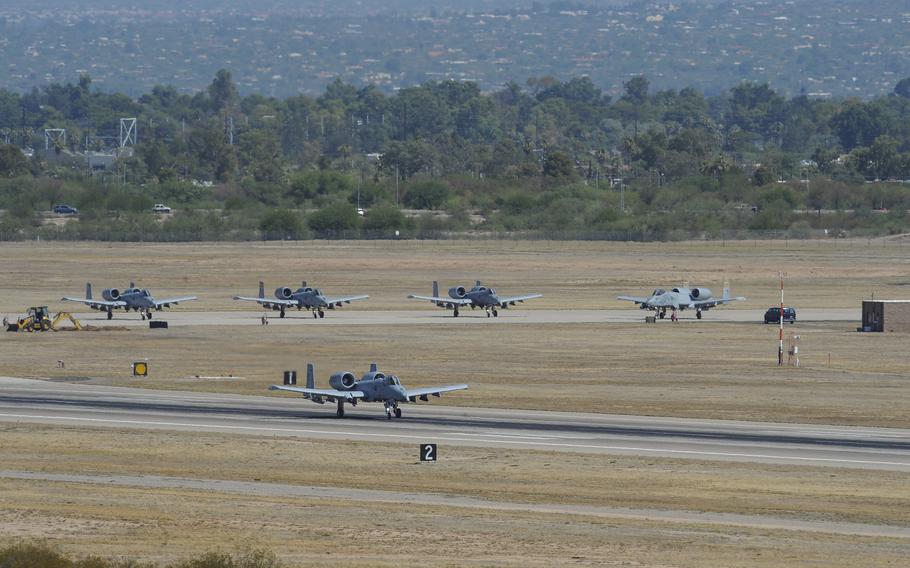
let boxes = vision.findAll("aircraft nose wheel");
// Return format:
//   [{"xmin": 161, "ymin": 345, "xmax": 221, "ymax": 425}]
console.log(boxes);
[
  {"xmin": 492, "ymin": 308, "xmax": 499, "ymax": 317},
  {"xmin": 312, "ymin": 311, "xmax": 318, "ymax": 319},
  {"xmin": 318, "ymin": 311, "xmax": 325, "ymax": 318},
  {"xmin": 696, "ymin": 311, "xmax": 702, "ymax": 320},
  {"xmin": 394, "ymin": 408, "xmax": 402, "ymax": 418},
  {"xmin": 107, "ymin": 311, "xmax": 113, "ymax": 320}
]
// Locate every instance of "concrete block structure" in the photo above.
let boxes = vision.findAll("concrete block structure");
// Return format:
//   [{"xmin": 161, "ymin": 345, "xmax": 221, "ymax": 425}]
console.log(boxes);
[{"xmin": 861, "ymin": 300, "xmax": 910, "ymax": 332}]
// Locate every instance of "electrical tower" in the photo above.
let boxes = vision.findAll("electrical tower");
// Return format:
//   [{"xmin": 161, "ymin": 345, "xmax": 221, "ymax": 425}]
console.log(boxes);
[
  {"xmin": 120, "ymin": 118, "xmax": 137, "ymax": 147},
  {"xmin": 44, "ymin": 128, "xmax": 66, "ymax": 151}
]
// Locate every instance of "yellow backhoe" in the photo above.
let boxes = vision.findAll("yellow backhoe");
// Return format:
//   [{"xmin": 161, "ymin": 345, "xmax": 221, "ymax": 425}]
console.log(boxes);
[{"xmin": 6, "ymin": 307, "xmax": 83, "ymax": 332}]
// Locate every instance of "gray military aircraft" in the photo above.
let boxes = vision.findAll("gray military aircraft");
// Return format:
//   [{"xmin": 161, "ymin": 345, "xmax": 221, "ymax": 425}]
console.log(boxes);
[
  {"xmin": 62, "ymin": 282, "xmax": 197, "ymax": 320},
  {"xmin": 617, "ymin": 283, "xmax": 745, "ymax": 319},
  {"xmin": 269, "ymin": 362, "xmax": 468, "ymax": 418},
  {"xmin": 408, "ymin": 280, "xmax": 542, "ymax": 317},
  {"xmin": 233, "ymin": 281, "xmax": 368, "ymax": 318}
]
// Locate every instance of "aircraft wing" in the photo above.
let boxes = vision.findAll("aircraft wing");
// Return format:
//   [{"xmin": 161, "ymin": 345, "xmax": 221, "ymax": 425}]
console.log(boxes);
[
  {"xmin": 692, "ymin": 296, "xmax": 746, "ymax": 309},
  {"xmin": 405, "ymin": 384, "xmax": 469, "ymax": 402},
  {"xmin": 407, "ymin": 294, "xmax": 473, "ymax": 305},
  {"xmin": 61, "ymin": 296, "xmax": 126, "ymax": 309},
  {"xmin": 617, "ymin": 295, "xmax": 651, "ymax": 305},
  {"xmin": 152, "ymin": 296, "xmax": 198, "ymax": 309},
  {"xmin": 268, "ymin": 385, "xmax": 365, "ymax": 400},
  {"xmin": 498, "ymin": 293, "xmax": 542, "ymax": 304},
  {"xmin": 324, "ymin": 294, "xmax": 369, "ymax": 307},
  {"xmin": 233, "ymin": 295, "xmax": 298, "ymax": 307}
]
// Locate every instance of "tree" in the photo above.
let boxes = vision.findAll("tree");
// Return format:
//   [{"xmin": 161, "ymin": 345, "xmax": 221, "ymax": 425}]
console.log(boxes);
[
  {"xmin": 542, "ymin": 151, "xmax": 575, "ymax": 178},
  {"xmin": 209, "ymin": 69, "xmax": 238, "ymax": 114},
  {"xmin": 403, "ymin": 180, "xmax": 450, "ymax": 209},
  {"xmin": 362, "ymin": 204, "xmax": 410, "ymax": 235},
  {"xmin": 0, "ymin": 144, "xmax": 27, "ymax": 177},
  {"xmin": 895, "ymin": 78, "xmax": 910, "ymax": 99},
  {"xmin": 622, "ymin": 76, "xmax": 650, "ymax": 106},
  {"xmin": 259, "ymin": 209, "xmax": 304, "ymax": 239},
  {"xmin": 307, "ymin": 203, "xmax": 362, "ymax": 236}
]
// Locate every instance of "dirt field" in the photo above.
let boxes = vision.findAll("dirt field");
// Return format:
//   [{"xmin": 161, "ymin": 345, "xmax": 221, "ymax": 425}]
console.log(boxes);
[
  {"xmin": 1, "ymin": 240, "xmax": 908, "ymax": 566},
  {"xmin": 1, "ymin": 424, "xmax": 908, "ymax": 567}
]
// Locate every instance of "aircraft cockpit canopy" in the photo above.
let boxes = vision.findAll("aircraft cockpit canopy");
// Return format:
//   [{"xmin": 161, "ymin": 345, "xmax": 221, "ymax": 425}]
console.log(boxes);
[
  {"xmin": 652, "ymin": 289, "xmax": 667, "ymax": 296},
  {"xmin": 141, "ymin": 289, "xmax": 151, "ymax": 296},
  {"xmin": 387, "ymin": 376, "xmax": 401, "ymax": 386}
]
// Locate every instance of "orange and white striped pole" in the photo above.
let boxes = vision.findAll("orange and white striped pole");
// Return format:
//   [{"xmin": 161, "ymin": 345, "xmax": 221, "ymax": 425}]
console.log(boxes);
[{"xmin": 778, "ymin": 272, "xmax": 784, "ymax": 366}]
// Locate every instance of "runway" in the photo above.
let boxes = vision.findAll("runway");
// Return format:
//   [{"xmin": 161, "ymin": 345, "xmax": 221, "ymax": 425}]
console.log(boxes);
[
  {"xmin": 1, "ymin": 377, "xmax": 906, "ymax": 471},
  {"xmin": 63, "ymin": 308, "xmax": 861, "ymax": 327}
]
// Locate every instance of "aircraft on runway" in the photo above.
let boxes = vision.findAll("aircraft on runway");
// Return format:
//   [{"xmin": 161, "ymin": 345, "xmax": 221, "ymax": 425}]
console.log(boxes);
[
  {"xmin": 62, "ymin": 282, "xmax": 197, "ymax": 320},
  {"xmin": 617, "ymin": 283, "xmax": 745, "ymax": 319},
  {"xmin": 270, "ymin": 362, "xmax": 467, "ymax": 418},
  {"xmin": 408, "ymin": 280, "xmax": 542, "ymax": 317},
  {"xmin": 233, "ymin": 281, "xmax": 368, "ymax": 318}
]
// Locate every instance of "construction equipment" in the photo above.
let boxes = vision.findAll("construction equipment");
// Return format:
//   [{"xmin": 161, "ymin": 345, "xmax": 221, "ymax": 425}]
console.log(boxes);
[{"xmin": 6, "ymin": 307, "xmax": 83, "ymax": 332}]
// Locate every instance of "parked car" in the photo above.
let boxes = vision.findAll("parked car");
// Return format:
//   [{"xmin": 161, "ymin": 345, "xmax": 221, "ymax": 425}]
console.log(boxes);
[
  {"xmin": 152, "ymin": 203, "xmax": 172, "ymax": 213},
  {"xmin": 764, "ymin": 306, "xmax": 796, "ymax": 324},
  {"xmin": 52, "ymin": 204, "xmax": 78, "ymax": 214}
]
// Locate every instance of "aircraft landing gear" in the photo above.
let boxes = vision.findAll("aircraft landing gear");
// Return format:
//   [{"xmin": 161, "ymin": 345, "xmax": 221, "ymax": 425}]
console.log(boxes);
[
  {"xmin": 492, "ymin": 307, "xmax": 499, "ymax": 317},
  {"xmin": 312, "ymin": 310, "xmax": 318, "ymax": 319},
  {"xmin": 318, "ymin": 310, "xmax": 325, "ymax": 319},
  {"xmin": 385, "ymin": 402, "xmax": 401, "ymax": 419},
  {"xmin": 336, "ymin": 400, "xmax": 345, "ymax": 418},
  {"xmin": 279, "ymin": 307, "xmax": 286, "ymax": 318},
  {"xmin": 658, "ymin": 310, "xmax": 666, "ymax": 319},
  {"xmin": 485, "ymin": 308, "xmax": 491, "ymax": 318},
  {"xmin": 146, "ymin": 310, "xmax": 153, "ymax": 320},
  {"xmin": 107, "ymin": 310, "xmax": 113, "ymax": 320},
  {"xmin": 696, "ymin": 310, "xmax": 702, "ymax": 320},
  {"xmin": 453, "ymin": 307, "xmax": 459, "ymax": 317}
]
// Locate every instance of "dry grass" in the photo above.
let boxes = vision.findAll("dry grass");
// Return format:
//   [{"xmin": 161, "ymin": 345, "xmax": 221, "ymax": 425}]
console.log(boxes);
[
  {"xmin": 0, "ymin": 239, "xmax": 908, "ymax": 313},
  {"xmin": 1, "ymin": 319, "xmax": 907, "ymax": 426},
  {"xmin": 0, "ymin": 424, "xmax": 908, "ymax": 567}
]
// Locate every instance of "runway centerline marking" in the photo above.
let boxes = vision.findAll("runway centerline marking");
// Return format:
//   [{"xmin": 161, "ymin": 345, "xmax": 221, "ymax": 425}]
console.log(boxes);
[{"xmin": 0, "ymin": 412, "xmax": 907, "ymax": 469}]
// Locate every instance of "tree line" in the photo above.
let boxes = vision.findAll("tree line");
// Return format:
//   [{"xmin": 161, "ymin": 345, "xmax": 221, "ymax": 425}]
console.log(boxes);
[{"xmin": 1, "ymin": 71, "xmax": 910, "ymax": 241}]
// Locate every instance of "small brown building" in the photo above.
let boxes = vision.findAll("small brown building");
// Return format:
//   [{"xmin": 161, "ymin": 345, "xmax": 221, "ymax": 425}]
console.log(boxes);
[{"xmin": 861, "ymin": 300, "xmax": 910, "ymax": 332}]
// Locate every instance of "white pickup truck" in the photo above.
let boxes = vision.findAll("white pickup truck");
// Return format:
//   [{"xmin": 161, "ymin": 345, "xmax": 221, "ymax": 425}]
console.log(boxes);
[{"xmin": 152, "ymin": 203, "xmax": 172, "ymax": 213}]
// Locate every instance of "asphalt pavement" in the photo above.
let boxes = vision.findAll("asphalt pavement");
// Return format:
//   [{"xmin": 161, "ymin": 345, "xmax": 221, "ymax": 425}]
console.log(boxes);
[{"xmin": 0, "ymin": 377, "xmax": 905, "ymax": 472}]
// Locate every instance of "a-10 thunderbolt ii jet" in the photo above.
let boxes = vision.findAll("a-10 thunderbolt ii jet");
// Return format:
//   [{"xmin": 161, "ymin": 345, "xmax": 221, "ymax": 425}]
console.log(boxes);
[
  {"xmin": 617, "ymin": 283, "xmax": 745, "ymax": 319},
  {"xmin": 233, "ymin": 281, "xmax": 368, "ymax": 318},
  {"xmin": 408, "ymin": 280, "xmax": 542, "ymax": 317},
  {"xmin": 269, "ymin": 362, "xmax": 468, "ymax": 419},
  {"xmin": 62, "ymin": 282, "xmax": 197, "ymax": 320}
]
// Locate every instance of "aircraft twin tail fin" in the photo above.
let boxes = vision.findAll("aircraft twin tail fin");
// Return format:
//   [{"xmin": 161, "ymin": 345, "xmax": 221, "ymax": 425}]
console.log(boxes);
[
  {"xmin": 369, "ymin": 363, "xmax": 378, "ymax": 372},
  {"xmin": 306, "ymin": 362, "xmax": 316, "ymax": 389},
  {"xmin": 86, "ymin": 282, "xmax": 93, "ymax": 300},
  {"xmin": 258, "ymin": 281, "xmax": 265, "ymax": 299},
  {"xmin": 723, "ymin": 280, "xmax": 730, "ymax": 301},
  {"xmin": 432, "ymin": 281, "xmax": 439, "ymax": 298}
]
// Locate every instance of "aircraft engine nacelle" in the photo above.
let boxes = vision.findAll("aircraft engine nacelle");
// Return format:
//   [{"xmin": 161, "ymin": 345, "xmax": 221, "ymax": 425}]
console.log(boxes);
[
  {"xmin": 101, "ymin": 288, "xmax": 120, "ymax": 301},
  {"xmin": 274, "ymin": 287, "xmax": 294, "ymax": 300},
  {"xmin": 329, "ymin": 372, "xmax": 358, "ymax": 391},
  {"xmin": 690, "ymin": 287, "xmax": 712, "ymax": 300},
  {"xmin": 448, "ymin": 286, "xmax": 467, "ymax": 299}
]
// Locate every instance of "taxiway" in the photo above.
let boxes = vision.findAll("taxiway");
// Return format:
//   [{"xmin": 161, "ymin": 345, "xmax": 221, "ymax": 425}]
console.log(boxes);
[{"xmin": 0, "ymin": 377, "xmax": 905, "ymax": 472}]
